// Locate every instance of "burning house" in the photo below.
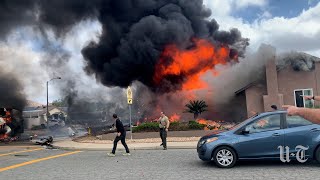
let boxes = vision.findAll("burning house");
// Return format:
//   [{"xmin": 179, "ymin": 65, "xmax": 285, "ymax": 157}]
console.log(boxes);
[
  {"xmin": 1, "ymin": 0, "xmax": 316, "ymax": 130},
  {"xmin": 235, "ymin": 52, "xmax": 320, "ymax": 118}
]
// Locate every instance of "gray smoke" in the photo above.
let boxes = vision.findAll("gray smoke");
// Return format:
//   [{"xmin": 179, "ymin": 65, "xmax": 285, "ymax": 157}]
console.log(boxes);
[
  {"xmin": 0, "ymin": 72, "xmax": 26, "ymax": 110},
  {"xmin": 0, "ymin": 0, "xmax": 249, "ymax": 93},
  {"xmin": 276, "ymin": 51, "xmax": 320, "ymax": 71}
]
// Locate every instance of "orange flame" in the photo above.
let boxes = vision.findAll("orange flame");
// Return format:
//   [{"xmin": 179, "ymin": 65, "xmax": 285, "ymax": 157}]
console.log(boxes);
[
  {"xmin": 169, "ymin": 113, "xmax": 181, "ymax": 122},
  {"xmin": 197, "ymin": 118, "xmax": 221, "ymax": 130},
  {"xmin": 197, "ymin": 119, "xmax": 207, "ymax": 125},
  {"xmin": 154, "ymin": 38, "xmax": 229, "ymax": 91}
]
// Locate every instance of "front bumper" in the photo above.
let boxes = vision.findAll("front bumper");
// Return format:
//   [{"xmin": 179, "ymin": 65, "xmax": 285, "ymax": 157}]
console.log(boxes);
[{"xmin": 197, "ymin": 143, "xmax": 211, "ymax": 161}]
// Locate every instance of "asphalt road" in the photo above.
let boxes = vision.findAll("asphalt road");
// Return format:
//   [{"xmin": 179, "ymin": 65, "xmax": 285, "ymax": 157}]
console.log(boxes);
[{"xmin": 0, "ymin": 145, "xmax": 319, "ymax": 180}]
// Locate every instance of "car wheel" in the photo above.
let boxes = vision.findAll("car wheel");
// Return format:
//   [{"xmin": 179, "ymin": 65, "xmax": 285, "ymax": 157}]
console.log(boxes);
[
  {"xmin": 213, "ymin": 146, "xmax": 237, "ymax": 168},
  {"xmin": 315, "ymin": 146, "xmax": 320, "ymax": 163}
]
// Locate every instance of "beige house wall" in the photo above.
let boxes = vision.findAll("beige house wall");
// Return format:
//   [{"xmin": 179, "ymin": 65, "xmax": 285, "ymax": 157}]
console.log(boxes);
[
  {"xmin": 244, "ymin": 58, "xmax": 320, "ymax": 118},
  {"xmin": 245, "ymin": 84, "xmax": 266, "ymax": 117},
  {"xmin": 277, "ymin": 65, "xmax": 318, "ymax": 106}
]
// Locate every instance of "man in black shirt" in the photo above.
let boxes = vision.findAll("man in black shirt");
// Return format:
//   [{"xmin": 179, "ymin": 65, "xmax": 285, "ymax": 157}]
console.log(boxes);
[{"xmin": 107, "ymin": 114, "xmax": 130, "ymax": 156}]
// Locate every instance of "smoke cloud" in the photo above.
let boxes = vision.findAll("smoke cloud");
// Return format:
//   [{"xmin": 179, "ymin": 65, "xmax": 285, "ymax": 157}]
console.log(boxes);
[
  {"xmin": 276, "ymin": 51, "xmax": 320, "ymax": 71},
  {"xmin": 0, "ymin": 71, "xmax": 26, "ymax": 110},
  {"xmin": 0, "ymin": 0, "xmax": 249, "ymax": 93},
  {"xmin": 1, "ymin": 0, "xmax": 316, "ymax": 125}
]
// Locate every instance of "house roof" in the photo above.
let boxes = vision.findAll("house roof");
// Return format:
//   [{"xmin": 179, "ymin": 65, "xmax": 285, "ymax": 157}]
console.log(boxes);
[
  {"xmin": 23, "ymin": 105, "xmax": 67, "ymax": 117},
  {"xmin": 234, "ymin": 82, "xmax": 257, "ymax": 95},
  {"xmin": 235, "ymin": 53, "xmax": 320, "ymax": 95},
  {"xmin": 26, "ymin": 100, "xmax": 44, "ymax": 107}
]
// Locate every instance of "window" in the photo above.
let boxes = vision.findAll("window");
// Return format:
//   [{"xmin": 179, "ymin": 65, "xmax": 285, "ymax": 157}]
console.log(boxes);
[
  {"xmin": 294, "ymin": 89, "xmax": 314, "ymax": 108},
  {"xmin": 245, "ymin": 114, "xmax": 281, "ymax": 133},
  {"xmin": 286, "ymin": 115, "xmax": 313, "ymax": 128}
]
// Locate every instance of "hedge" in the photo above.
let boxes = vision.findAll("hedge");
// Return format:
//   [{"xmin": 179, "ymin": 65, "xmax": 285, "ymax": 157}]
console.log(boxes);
[
  {"xmin": 132, "ymin": 121, "xmax": 206, "ymax": 133},
  {"xmin": 132, "ymin": 122, "xmax": 159, "ymax": 133}
]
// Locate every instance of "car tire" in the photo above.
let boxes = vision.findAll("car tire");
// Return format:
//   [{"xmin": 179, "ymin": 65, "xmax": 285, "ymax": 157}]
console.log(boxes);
[
  {"xmin": 315, "ymin": 146, "xmax": 320, "ymax": 163},
  {"xmin": 212, "ymin": 146, "xmax": 237, "ymax": 168}
]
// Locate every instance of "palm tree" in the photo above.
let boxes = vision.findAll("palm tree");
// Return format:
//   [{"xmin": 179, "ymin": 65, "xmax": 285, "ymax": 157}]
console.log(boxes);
[{"xmin": 184, "ymin": 100, "xmax": 208, "ymax": 119}]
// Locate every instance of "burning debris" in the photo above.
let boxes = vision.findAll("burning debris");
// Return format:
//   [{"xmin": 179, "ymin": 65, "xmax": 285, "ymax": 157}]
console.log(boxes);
[{"xmin": 0, "ymin": 108, "xmax": 24, "ymax": 141}]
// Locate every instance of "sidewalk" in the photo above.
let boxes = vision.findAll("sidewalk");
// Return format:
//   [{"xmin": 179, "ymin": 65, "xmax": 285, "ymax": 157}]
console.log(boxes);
[{"xmin": 53, "ymin": 140, "xmax": 198, "ymax": 151}]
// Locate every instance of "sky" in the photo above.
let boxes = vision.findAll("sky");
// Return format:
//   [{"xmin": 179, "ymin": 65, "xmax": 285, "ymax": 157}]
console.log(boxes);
[
  {"xmin": 204, "ymin": 0, "xmax": 320, "ymax": 56},
  {"xmin": 1, "ymin": 0, "xmax": 320, "ymax": 105}
]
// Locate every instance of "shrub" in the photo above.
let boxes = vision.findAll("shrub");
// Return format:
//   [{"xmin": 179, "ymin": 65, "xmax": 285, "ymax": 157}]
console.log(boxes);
[
  {"xmin": 188, "ymin": 121, "xmax": 206, "ymax": 130},
  {"xmin": 169, "ymin": 122, "xmax": 189, "ymax": 131},
  {"xmin": 132, "ymin": 122, "xmax": 159, "ymax": 133},
  {"xmin": 132, "ymin": 120, "xmax": 207, "ymax": 132}
]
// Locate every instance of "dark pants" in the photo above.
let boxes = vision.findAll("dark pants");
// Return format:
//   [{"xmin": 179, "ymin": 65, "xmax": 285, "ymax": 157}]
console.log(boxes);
[
  {"xmin": 112, "ymin": 131, "xmax": 130, "ymax": 154},
  {"xmin": 160, "ymin": 128, "xmax": 167, "ymax": 148}
]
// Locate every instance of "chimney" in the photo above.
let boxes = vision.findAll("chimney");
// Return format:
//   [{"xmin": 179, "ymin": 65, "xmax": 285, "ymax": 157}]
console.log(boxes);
[{"xmin": 263, "ymin": 51, "xmax": 284, "ymax": 111}]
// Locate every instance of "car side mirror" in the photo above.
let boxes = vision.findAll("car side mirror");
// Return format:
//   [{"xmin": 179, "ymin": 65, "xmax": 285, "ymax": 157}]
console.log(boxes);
[
  {"xmin": 242, "ymin": 129, "xmax": 249, "ymax": 134},
  {"xmin": 242, "ymin": 126, "xmax": 250, "ymax": 134}
]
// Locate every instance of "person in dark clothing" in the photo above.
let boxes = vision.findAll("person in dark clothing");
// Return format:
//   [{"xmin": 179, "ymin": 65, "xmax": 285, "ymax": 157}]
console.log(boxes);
[
  {"xmin": 108, "ymin": 114, "xmax": 130, "ymax": 156},
  {"xmin": 271, "ymin": 105, "xmax": 278, "ymax": 111}
]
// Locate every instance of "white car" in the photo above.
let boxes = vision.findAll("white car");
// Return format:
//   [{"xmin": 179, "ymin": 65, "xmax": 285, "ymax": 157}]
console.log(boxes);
[{"xmin": 48, "ymin": 119, "xmax": 65, "ymax": 128}]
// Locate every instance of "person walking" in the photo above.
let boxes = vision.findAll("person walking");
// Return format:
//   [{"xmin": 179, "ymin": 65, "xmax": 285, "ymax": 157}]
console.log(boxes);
[
  {"xmin": 107, "ymin": 114, "xmax": 130, "ymax": 156},
  {"xmin": 158, "ymin": 112, "xmax": 170, "ymax": 150}
]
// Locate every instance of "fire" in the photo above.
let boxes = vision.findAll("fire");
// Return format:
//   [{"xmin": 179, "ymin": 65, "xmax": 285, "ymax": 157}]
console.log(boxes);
[
  {"xmin": 197, "ymin": 119, "xmax": 207, "ymax": 125},
  {"xmin": 153, "ymin": 38, "xmax": 230, "ymax": 91},
  {"xmin": 169, "ymin": 113, "xmax": 181, "ymax": 122},
  {"xmin": 3, "ymin": 110, "xmax": 12, "ymax": 123},
  {"xmin": 197, "ymin": 118, "xmax": 221, "ymax": 130}
]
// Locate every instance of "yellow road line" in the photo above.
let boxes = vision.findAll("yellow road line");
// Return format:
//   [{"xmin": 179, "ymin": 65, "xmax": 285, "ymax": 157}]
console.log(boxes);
[
  {"xmin": 0, "ymin": 146, "xmax": 38, "ymax": 148},
  {"xmin": 0, "ymin": 151, "xmax": 82, "ymax": 172},
  {"xmin": 0, "ymin": 148, "xmax": 43, "ymax": 157}
]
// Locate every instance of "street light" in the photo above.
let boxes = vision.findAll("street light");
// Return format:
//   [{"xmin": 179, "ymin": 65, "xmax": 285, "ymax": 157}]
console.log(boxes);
[{"xmin": 46, "ymin": 77, "xmax": 61, "ymax": 127}]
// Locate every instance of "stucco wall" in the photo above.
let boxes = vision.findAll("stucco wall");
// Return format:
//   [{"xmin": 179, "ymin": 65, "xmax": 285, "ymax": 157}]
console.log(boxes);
[
  {"xmin": 245, "ymin": 84, "xmax": 267, "ymax": 117},
  {"xmin": 277, "ymin": 63, "xmax": 319, "ymax": 106}
]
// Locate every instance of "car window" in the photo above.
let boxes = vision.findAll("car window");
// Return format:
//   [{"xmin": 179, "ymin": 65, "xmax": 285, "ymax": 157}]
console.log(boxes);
[
  {"xmin": 245, "ymin": 114, "xmax": 281, "ymax": 134},
  {"xmin": 286, "ymin": 115, "xmax": 313, "ymax": 128}
]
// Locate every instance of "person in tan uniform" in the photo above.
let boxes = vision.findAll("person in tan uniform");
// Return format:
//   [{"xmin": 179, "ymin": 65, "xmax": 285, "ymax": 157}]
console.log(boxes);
[{"xmin": 158, "ymin": 112, "xmax": 170, "ymax": 150}]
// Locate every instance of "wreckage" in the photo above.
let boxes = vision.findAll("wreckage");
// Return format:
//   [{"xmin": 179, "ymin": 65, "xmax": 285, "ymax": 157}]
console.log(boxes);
[{"xmin": 0, "ymin": 108, "xmax": 24, "ymax": 141}]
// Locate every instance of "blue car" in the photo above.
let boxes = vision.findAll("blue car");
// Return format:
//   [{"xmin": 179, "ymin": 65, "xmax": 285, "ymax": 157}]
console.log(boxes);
[{"xmin": 197, "ymin": 111, "xmax": 320, "ymax": 168}]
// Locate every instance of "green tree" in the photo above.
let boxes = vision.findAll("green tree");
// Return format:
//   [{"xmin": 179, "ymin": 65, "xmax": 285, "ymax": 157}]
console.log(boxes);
[
  {"xmin": 184, "ymin": 100, "xmax": 208, "ymax": 119},
  {"xmin": 52, "ymin": 98, "xmax": 68, "ymax": 107}
]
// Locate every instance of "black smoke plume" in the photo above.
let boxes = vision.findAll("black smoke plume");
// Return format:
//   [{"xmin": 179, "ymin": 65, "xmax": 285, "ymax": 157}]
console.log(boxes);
[
  {"xmin": 0, "ymin": 0, "xmax": 249, "ymax": 93},
  {"xmin": 0, "ymin": 72, "xmax": 26, "ymax": 110}
]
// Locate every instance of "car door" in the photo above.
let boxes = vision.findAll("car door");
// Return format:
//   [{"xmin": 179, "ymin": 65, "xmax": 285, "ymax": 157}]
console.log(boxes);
[
  {"xmin": 235, "ymin": 114, "xmax": 285, "ymax": 159},
  {"xmin": 284, "ymin": 115, "xmax": 320, "ymax": 158}
]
